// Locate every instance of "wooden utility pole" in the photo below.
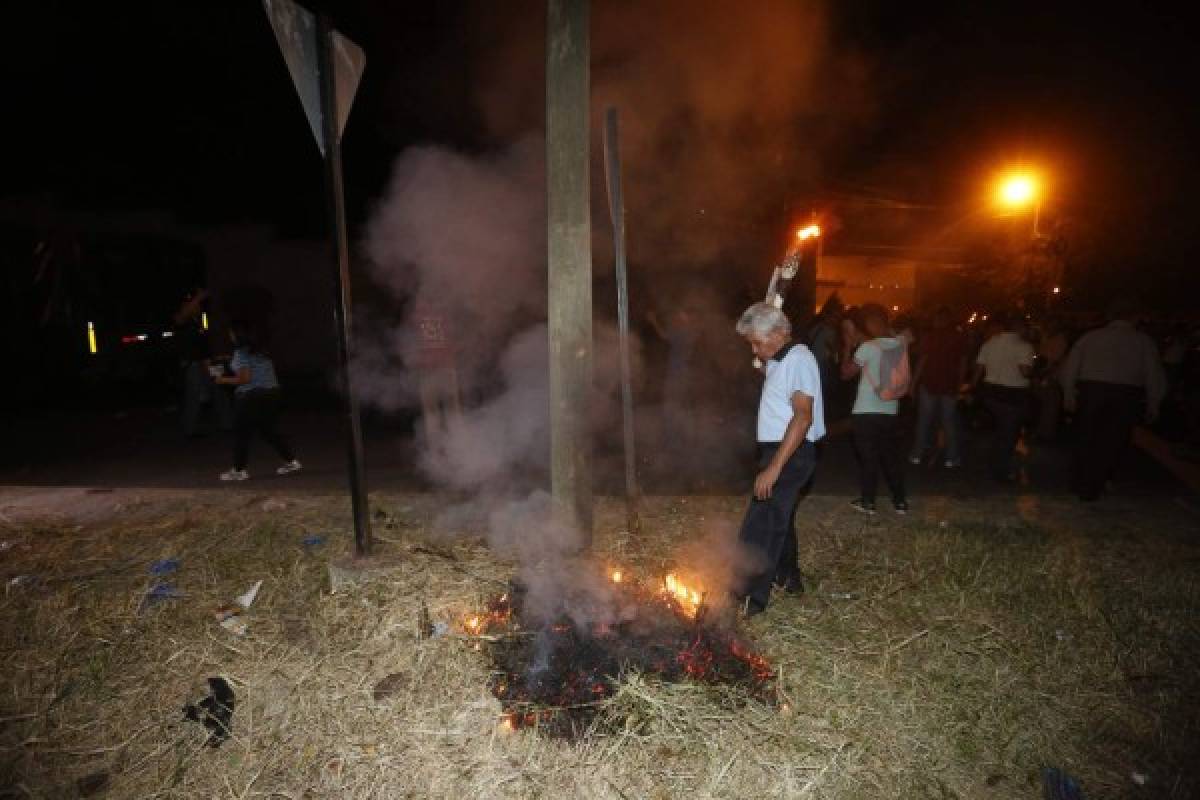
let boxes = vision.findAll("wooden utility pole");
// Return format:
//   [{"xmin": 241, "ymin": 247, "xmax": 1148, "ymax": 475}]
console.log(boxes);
[{"xmin": 546, "ymin": 0, "xmax": 592, "ymax": 548}]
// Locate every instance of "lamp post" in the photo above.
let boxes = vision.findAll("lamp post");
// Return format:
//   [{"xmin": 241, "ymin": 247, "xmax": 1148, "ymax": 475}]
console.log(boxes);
[
  {"xmin": 994, "ymin": 170, "xmax": 1051, "ymax": 309},
  {"xmin": 996, "ymin": 172, "xmax": 1042, "ymax": 237}
]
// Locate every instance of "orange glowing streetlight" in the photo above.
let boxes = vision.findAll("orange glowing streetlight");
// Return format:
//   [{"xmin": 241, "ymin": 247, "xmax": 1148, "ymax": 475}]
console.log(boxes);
[
  {"xmin": 997, "ymin": 174, "xmax": 1037, "ymax": 208},
  {"xmin": 994, "ymin": 170, "xmax": 1043, "ymax": 236}
]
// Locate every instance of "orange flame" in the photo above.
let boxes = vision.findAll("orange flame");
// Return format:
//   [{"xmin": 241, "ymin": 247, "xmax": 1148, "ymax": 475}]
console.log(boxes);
[
  {"xmin": 663, "ymin": 573, "xmax": 705, "ymax": 618},
  {"xmin": 795, "ymin": 224, "xmax": 821, "ymax": 240},
  {"xmin": 610, "ymin": 569, "xmax": 623, "ymax": 584}
]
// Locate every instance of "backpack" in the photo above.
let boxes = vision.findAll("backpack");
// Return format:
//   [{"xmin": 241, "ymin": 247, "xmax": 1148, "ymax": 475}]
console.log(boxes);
[{"xmin": 863, "ymin": 339, "xmax": 911, "ymax": 401}]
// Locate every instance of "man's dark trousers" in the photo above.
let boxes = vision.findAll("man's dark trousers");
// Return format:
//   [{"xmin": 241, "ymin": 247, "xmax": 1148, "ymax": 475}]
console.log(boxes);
[
  {"xmin": 738, "ymin": 441, "xmax": 816, "ymax": 611},
  {"xmin": 1073, "ymin": 380, "xmax": 1143, "ymax": 500},
  {"xmin": 981, "ymin": 383, "xmax": 1028, "ymax": 481}
]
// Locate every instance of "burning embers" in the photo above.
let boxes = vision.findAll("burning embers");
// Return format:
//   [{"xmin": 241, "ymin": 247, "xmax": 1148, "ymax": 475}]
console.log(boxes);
[
  {"xmin": 464, "ymin": 566, "xmax": 774, "ymax": 739},
  {"xmin": 462, "ymin": 593, "xmax": 513, "ymax": 636}
]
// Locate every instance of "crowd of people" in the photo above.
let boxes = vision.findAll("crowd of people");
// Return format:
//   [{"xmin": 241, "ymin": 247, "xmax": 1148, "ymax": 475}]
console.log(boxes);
[{"xmin": 733, "ymin": 295, "xmax": 1193, "ymax": 615}]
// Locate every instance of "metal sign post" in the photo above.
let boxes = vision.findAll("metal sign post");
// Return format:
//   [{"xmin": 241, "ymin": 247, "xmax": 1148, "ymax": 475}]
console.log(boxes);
[
  {"xmin": 602, "ymin": 108, "xmax": 640, "ymax": 535},
  {"xmin": 263, "ymin": 0, "xmax": 372, "ymax": 556}
]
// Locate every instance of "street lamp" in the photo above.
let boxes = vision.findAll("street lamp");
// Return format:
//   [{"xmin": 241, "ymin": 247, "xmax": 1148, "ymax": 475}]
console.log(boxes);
[{"xmin": 995, "ymin": 171, "xmax": 1042, "ymax": 236}]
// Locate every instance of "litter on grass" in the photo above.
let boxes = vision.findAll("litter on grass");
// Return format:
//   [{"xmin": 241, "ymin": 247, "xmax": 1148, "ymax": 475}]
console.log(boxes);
[
  {"xmin": 142, "ymin": 582, "xmax": 182, "ymax": 609},
  {"xmin": 147, "ymin": 558, "xmax": 180, "ymax": 576},
  {"xmin": 212, "ymin": 580, "xmax": 263, "ymax": 636},
  {"xmin": 1042, "ymin": 766, "xmax": 1086, "ymax": 800},
  {"xmin": 7, "ymin": 574, "xmax": 36, "ymax": 592},
  {"xmin": 183, "ymin": 677, "xmax": 236, "ymax": 747},
  {"xmin": 235, "ymin": 579, "xmax": 262, "ymax": 609}
]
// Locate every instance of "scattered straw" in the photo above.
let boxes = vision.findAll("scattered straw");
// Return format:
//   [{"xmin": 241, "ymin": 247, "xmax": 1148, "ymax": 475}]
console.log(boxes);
[{"xmin": 0, "ymin": 489, "xmax": 1197, "ymax": 797}]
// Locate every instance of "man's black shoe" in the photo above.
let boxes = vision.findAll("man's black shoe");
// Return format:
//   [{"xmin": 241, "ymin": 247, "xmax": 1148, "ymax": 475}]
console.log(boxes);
[{"xmin": 775, "ymin": 575, "xmax": 805, "ymax": 595}]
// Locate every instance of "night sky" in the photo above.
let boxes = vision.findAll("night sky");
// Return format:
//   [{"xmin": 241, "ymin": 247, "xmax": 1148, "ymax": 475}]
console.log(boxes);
[{"xmin": 4, "ymin": 1, "xmax": 1197, "ymax": 301}]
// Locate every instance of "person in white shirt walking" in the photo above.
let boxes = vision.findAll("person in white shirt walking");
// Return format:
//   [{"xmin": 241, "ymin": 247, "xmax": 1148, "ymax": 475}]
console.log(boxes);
[
  {"xmin": 733, "ymin": 303, "xmax": 825, "ymax": 616},
  {"xmin": 1060, "ymin": 299, "xmax": 1167, "ymax": 501},
  {"xmin": 971, "ymin": 312, "xmax": 1035, "ymax": 483}
]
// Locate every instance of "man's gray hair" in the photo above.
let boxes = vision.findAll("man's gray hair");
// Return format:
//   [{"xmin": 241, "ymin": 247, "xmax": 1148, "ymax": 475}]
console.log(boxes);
[{"xmin": 735, "ymin": 302, "xmax": 791, "ymax": 339}]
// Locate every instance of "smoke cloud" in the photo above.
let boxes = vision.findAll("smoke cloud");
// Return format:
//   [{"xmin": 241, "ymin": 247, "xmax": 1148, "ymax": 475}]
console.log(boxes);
[
  {"xmin": 354, "ymin": 138, "xmax": 632, "ymax": 613},
  {"xmin": 360, "ymin": 137, "xmax": 546, "ymax": 394},
  {"xmin": 470, "ymin": 0, "xmax": 873, "ymax": 269}
]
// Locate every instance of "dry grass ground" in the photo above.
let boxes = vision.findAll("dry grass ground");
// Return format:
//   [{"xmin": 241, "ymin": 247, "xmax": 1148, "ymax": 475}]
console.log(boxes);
[{"xmin": 1, "ymin": 487, "xmax": 1197, "ymax": 799}]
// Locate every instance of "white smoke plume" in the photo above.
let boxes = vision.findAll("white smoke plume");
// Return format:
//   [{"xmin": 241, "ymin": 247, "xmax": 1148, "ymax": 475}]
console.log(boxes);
[
  {"xmin": 360, "ymin": 137, "xmax": 546, "ymax": 399},
  {"xmin": 355, "ymin": 138, "xmax": 635, "ymax": 612},
  {"xmin": 418, "ymin": 324, "xmax": 549, "ymax": 492}
]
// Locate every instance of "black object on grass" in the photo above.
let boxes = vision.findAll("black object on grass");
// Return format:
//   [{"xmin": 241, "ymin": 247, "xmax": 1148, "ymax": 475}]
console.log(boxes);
[{"xmin": 184, "ymin": 677, "xmax": 236, "ymax": 747}]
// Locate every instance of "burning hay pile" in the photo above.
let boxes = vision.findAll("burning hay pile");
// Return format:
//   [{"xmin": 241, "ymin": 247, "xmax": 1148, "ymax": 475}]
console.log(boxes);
[{"xmin": 466, "ymin": 568, "xmax": 773, "ymax": 738}]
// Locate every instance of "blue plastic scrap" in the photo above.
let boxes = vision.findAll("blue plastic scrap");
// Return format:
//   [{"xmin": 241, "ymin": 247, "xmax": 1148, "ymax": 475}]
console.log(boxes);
[
  {"xmin": 1043, "ymin": 767, "xmax": 1086, "ymax": 800},
  {"xmin": 144, "ymin": 582, "xmax": 184, "ymax": 606},
  {"xmin": 301, "ymin": 535, "xmax": 326, "ymax": 548},
  {"xmin": 148, "ymin": 558, "xmax": 180, "ymax": 576}
]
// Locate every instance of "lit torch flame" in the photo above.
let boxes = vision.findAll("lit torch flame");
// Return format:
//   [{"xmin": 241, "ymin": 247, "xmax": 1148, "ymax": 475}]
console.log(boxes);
[
  {"xmin": 795, "ymin": 224, "xmax": 821, "ymax": 240},
  {"xmin": 610, "ymin": 569, "xmax": 623, "ymax": 584}
]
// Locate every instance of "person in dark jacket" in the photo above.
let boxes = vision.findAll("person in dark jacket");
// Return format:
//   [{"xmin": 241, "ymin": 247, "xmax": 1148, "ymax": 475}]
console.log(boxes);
[{"xmin": 909, "ymin": 307, "xmax": 967, "ymax": 467}]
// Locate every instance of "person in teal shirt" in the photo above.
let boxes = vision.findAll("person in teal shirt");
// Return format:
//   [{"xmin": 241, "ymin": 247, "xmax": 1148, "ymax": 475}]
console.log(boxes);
[{"xmin": 841, "ymin": 304, "xmax": 908, "ymax": 514}]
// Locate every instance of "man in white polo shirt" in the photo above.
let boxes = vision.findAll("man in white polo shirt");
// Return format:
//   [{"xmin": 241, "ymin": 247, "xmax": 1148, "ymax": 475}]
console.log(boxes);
[
  {"xmin": 733, "ymin": 302, "xmax": 825, "ymax": 616},
  {"xmin": 971, "ymin": 312, "xmax": 1035, "ymax": 482}
]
